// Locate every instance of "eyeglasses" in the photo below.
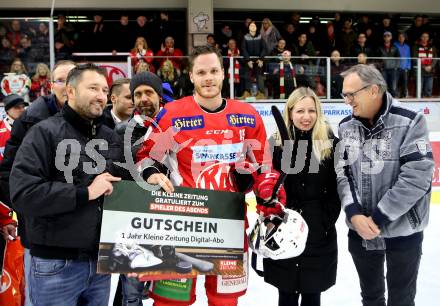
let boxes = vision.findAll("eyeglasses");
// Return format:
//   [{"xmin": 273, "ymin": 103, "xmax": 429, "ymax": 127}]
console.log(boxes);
[
  {"xmin": 52, "ymin": 79, "xmax": 66, "ymax": 85},
  {"xmin": 340, "ymin": 85, "xmax": 370, "ymax": 100}
]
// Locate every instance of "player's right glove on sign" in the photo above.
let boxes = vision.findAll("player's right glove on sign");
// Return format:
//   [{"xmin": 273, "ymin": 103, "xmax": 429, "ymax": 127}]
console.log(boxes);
[{"xmin": 254, "ymin": 171, "xmax": 286, "ymax": 217}]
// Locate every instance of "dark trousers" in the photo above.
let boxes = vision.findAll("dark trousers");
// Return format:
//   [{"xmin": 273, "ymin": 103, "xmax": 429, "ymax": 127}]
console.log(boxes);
[
  {"xmin": 397, "ymin": 69, "xmax": 409, "ymax": 98},
  {"xmin": 348, "ymin": 235, "xmax": 422, "ymax": 306},
  {"xmin": 382, "ymin": 69, "xmax": 398, "ymax": 97},
  {"xmin": 278, "ymin": 290, "xmax": 321, "ymax": 306}
]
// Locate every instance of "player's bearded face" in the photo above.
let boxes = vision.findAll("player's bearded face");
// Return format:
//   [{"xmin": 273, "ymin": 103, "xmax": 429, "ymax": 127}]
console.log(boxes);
[{"xmin": 190, "ymin": 53, "xmax": 224, "ymax": 99}]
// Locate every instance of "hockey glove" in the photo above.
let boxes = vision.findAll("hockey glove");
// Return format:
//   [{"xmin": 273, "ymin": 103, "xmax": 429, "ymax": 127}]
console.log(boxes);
[{"xmin": 254, "ymin": 171, "xmax": 286, "ymax": 217}]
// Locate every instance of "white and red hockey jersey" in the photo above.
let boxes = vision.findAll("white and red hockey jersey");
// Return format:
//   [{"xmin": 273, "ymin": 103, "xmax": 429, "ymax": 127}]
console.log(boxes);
[{"xmin": 136, "ymin": 96, "xmax": 270, "ymax": 192}]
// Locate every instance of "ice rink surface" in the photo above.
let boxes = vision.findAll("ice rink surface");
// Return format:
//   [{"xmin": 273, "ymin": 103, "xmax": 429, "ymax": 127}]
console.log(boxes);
[{"xmin": 137, "ymin": 204, "xmax": 440, "ymax": 306}]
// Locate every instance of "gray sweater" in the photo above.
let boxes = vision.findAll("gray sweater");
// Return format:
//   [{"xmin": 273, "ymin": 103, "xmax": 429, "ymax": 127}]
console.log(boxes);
[{"xmin": 336, "ymin": 93, "xmax": 434, "ymax": 241}]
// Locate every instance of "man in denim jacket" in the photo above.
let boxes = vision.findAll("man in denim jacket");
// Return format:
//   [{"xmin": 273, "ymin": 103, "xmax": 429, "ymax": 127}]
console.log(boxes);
[{"xmin": 336, "ymin": 64, "xmax": 434, "ymax": 306}]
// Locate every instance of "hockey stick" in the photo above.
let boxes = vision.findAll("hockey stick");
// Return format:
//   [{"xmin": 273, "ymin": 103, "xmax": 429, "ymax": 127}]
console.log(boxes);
[
  {"xmin": 268, "ymin": 105, "xmax": 291, "ymax": 204},
  {"xmin": 175, "ymin": 252, "xmax": 214, "ymax": 272}
]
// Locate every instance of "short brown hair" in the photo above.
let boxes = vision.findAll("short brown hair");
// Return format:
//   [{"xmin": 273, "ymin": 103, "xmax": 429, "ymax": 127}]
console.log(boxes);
[
  {"xmin": 188, "ymin": 45, "xmax": 223, "ymax": 72},
  {"xmin": 110, "ymin": 78, "xmax": 131, "ymax": 96}
]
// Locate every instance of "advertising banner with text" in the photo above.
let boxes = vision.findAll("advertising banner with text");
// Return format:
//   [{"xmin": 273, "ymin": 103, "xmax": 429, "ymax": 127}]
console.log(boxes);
[{"xmin": 98, "ymin": 181, "xmax": 245, "ymax": 281}]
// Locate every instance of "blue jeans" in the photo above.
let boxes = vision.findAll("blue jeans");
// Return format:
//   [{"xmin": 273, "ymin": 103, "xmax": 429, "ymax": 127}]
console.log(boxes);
[
  {"xmin": 422, "ymin": 75, "xmax": 433, "ymax": 97},
  {"xmin": 349, "ymin": 235, "xmax": 422, "ymax": 306},
  {"xmin": 24, "ymin": 248, "xmax": 34, "ymax": 306},
  {"xmin": 29, "ymin": 256, "xmax": 110, "ymax": 306},
  {"xmin": 119, "ymin": 274, "xmax": 146, "ymax": 306}
]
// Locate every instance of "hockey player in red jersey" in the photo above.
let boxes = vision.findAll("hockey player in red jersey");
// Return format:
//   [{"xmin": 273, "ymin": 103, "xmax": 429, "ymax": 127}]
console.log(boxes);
[{"xmin": 136, "ymin": 45, "xmax": 285, "ymax": 306}]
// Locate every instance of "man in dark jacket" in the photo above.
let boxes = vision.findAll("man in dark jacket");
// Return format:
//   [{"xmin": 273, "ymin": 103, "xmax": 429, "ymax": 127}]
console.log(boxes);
[
  {"xmin": 10, "ymin": 63, "xmax": 126, "ymax": 306},
  {"xmin": 241, "ymin": 21, "xmax": 266, "ymax": 99},
  {"xmin": 0, "ymin": 59, "xmax": 75, "ymax": 306}
]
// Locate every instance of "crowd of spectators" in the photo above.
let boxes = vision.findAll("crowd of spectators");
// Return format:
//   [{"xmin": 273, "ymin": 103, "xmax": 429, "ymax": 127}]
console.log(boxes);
[{"xmin": 0, "ymin": 11, "xmax": 439, "ymax": 102}]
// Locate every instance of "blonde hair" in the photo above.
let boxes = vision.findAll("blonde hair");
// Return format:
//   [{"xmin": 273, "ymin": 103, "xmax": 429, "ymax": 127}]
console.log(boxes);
[
  {"xmin": 131, "ymin": 37, "xmax": 149, "ymax": 53},
  {"xmin": 158, "ymin": 59, "xmax": 176, "ymax": 82},
  {"xmin": 275, "ymin": 87, "xmax": 332, "ymax": 162},
  {"xmin": 260, "ymin": 18, "xmax": 273, "ymax": 32},
  {"xmin": 32, "ymin": 63, "xmax": 51, "ymax": 81}
]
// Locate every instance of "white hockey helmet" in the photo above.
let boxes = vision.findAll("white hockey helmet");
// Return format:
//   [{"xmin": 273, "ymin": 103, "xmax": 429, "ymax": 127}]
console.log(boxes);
[{"xmin": 249, "ymin": 208, "xmax": 308, "ymax": 260}]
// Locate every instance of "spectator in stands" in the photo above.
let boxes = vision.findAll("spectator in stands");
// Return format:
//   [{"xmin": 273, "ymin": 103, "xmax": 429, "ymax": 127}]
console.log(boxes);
[
  {"xmin": 0, "ymin": 94, "xmax": 27, "ymax": 162},
  {"xmin": 332, "ymin": 12, "xmax": 343, "ymax": 36},
  {"xmin": 394, "ymin": 32, "xmax": 411, "ymax": 98},
  {"xmin": 153, "ymin": 12, "xmax": 174, "ymax": 51},
  {"xmin": 133, "ymin": 16, "xmax": 151, "ymax": 47},
  {"xmin": 413, "ymin": 32, "xmax": 437, "ymax": 97},
  {"xmin": 308, "ymin": 24, "xmax": 323, "ymax": 57},
  {"xmin": 292, "ymin": 33, "xmax": 316, "ymax": 67},
  {"xmin": 330, "ymin": 49, "xmax": 346, "ymax": 98},
  {"xmin": 112, "ymin": 15, "xmax": 133, "ymax": 54},
  {"xmin": 130, "ymin": 37, "xmax": 155, "ymax": 73},
  {"xmin": 217, "ymin": 24, "xmax": 233, "ymax": 53},
  {"xmin": 355, "ymin": 14, "xmax": 373, "ymax": 35},
  {"xmin": 271, "ymin": 50, "xmax": 298, "ymax": 99},
  {"xmin": 421, "ymin": 15, "xmax": 433, "ymax": 39},
  {"xmin": 1, "ymin": 58, "xmax": 31, "ymax": 102},
  {"xmin": 377, "ymin": 31, "xmax": 400, "ymax": 97},
  {"xmin": 175, "ymin": 58, "xmax": 194, "ymax": 98},
  {"xmin": 351, "ymin": 32, "xmax": 373, "ymax": 58},
  {"xmin": 7, "ymin": 20, "xmax": 23, "ymax": 51},
  {"xmin": 155, "ymin": 36, "xmax": 183, "ymax": 71},
  {"xmin": 0, "ymin": 37, "xmax": 15, "ymax": 75},
  {"xmin": 86, "ymin": 14, "xmax": 108, "ymax": 52},
  {"xmin": 260, "ymin": 18, "xmax": 282, "ymax": 55},
  {"xmin": 282, "ymin": 23, "xmax": 298, "ymax": 52},
  {"xmin": 378, "ymin": 15, "xmax": 397, "ymax": 38},
  {"xmin": 406, "ymin": 15, "xmax": 425, "ymax": 46},
  {"xmin": 365, "ymin": 26, "xmax": 379, "ymax": 49},
  {"xmin": 241, "ymin": 21, "xmax": 266, "ymax": 99},
  {"xmin": 289, "ymin": 12, "xmax": 303, "ymax": 33},
  {"xmin": 357, "ymin": 52, "xmax": 368, "ymax": 64},
  {"xmin": 33, "ymin": 22, "xmax": 50, "ymax": 63},
  {"xmin": 206, "ymin": 34, "xmax": 219, "ymax": 50},
  {"xmin": 236, "ymin": 17, "xmax": 253, "ymax": 47},
  {"xmin": 16, "ymin": 35, "xmax": 38, "ymax": 69},
  {"xmin": 270, "ymin": 38, "xmax": 288, "ymax": 57},
  {"xmin": 320, "ymin": 22, "xmax": 339, "ymax": 57},
  {"xmin": 134, "ymin": 61, "xmax": 152, "ymax": 74},
  {"xmin": 223, "ymin": 38, "xmax": 243, "ymax": 98},
  {"xmin": 54, "ymin": 14, "xmax": 76, "ymax": 53},
  {"xmin": 157, "ymin": 59, "xmax": 180, "ymax": 94},
  {"xmin": 339, "ymin": 18, "xmax": 357, "ymax": 57},
  {"xmin": 30, "ymin": 63, "xmax": 51, "ymax": 101}
]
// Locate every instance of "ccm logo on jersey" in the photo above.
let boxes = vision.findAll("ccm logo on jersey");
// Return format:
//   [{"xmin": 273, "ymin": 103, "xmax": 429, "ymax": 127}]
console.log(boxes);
[
  {"xmin": 205, "ymin": 129, "xmax": 232, "ymax": 135},
  {"xmin": 227, "ymin": 114, "xmax": 256, "ymax": 128},
  {"xmin": 172, "ymin": 115, "xmax": 204, "ymax": 130}
]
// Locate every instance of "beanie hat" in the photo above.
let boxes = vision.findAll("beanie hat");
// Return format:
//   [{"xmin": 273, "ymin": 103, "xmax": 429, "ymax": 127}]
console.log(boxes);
[
  {"xmin": 162, "ymin": 82, "xmax": 174, "ymax": 104},
  {"xmin": 130, "ymin": 72, "xmax": 163, "ymax": 98},
  {"xmin": 3, "ymin": 94, "xmax": 27, "ymax": 112}
]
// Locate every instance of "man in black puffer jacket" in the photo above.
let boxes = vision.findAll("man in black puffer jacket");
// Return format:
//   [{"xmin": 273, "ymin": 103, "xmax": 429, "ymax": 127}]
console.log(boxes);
[
  {"xmin": 10, "ymin": 63, "xmax": 128, "ymax": 306},
  {"xmin": 0, "ymin": 60, "xmax": 75, "ymax": 306}
]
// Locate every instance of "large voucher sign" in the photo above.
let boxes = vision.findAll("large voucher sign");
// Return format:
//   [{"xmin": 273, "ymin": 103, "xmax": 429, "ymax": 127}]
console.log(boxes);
[{"xmin": 97, "ymin": 181, "xmax": 245, "ymax": 281}]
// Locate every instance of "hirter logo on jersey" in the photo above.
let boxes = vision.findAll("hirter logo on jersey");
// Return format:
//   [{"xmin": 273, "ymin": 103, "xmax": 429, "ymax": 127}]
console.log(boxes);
[
  {"xmin": 172, "ymin": 115, "xmax": 204, "ymax": 130},
  {"xmin": 227, "ymin": 114, "xmax": 256, "ymax": 128},
  {"xmin": 196, "ymin": 162, "xmax": 235, "ymax": 191}
]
